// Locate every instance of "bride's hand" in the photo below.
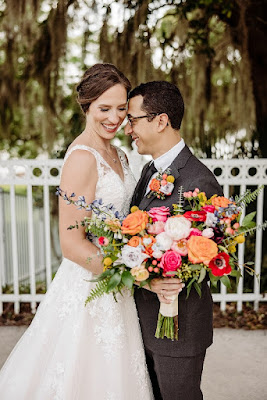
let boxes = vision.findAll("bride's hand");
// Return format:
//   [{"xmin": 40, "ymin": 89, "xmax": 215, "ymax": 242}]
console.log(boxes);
[{"xmin": 149, "ymin": 278, "xmax": 185, "ymax": 304}]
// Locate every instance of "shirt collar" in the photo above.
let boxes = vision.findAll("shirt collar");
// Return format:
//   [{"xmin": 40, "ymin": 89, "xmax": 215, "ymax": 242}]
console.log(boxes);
[{"xmin": 153, "ymin": 138, "xmax": 185, "ymax": 171}]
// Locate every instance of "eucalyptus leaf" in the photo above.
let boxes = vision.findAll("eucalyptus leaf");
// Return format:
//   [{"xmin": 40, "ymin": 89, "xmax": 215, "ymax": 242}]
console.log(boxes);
[
  {"xmin": 187, "ymin": 276, "xmax": 197, "ymax": 289},
  {"xmin": 121, "ymin": 271, "xmax": 135, "ymax": 289},
  {"xmin": 190, "ymin": 264, "xmax": 203, "ymax": 271},
  {"xmin": 139, "ymin": 280, "xmax": 149, "ymax": 288},
  {"xmin": 193, "ymin": 282, "xmax": 202, "ymax": 298},
  {"xmin": 221, "ymin": 275, "xmax": 231, "ymax": 289},
  {"xmin": 107, "ymin": 272, "xmax": 121, "ymax": 292},
  {"xmin": 198, "ymin": 268, "xmax": 206, "ymax": 283},
  {"xmin": 186, "ymin": 284, "xmax": 192, "ymax": 299},
  {"xmin": 230, "ymin": 270, "xmax": 238, "ymax": 277},
  {"xmin": 241, "ymin": 212, "xmax": 256, "ymax": 226},
  {"xmin": 209, "ymin": 272, "xmax": 219, "ymax": 287}
]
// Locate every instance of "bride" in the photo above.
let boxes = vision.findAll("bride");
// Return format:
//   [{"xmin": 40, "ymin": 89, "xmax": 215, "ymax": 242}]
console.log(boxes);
[{"xmin": 0, "ymin": 63, "xmax": 153, "ymax": 399}]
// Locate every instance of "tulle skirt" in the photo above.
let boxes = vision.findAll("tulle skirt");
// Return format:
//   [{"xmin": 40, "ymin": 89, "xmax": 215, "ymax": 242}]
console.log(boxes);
[{"xmin": 0, "ymin": 258, "xmax": 153, "ymax": 399}]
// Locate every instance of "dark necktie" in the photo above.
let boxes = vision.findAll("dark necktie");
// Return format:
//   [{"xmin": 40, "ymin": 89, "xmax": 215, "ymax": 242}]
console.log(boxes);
[{"xmin": 132, "ymin": 162, "xmax": 157, "ymax": 207}]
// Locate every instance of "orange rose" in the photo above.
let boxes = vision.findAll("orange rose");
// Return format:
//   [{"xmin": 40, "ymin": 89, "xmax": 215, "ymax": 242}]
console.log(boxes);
[
  {"xmin": 187, "ymin": 236, "xmax": 218, "ymax": 265},
  {"xmin": 211, "ymin": 196, "xmax": 231, "ymax": 209},
  {"xmin": 121, "ymin": 210, "xmax": 149, "ymax": 235},
  {"xmin": 149, "ymin": 178, "xmax": 161, "ymax": 192},
  {"xmin": 128, "ymin": 236, "xmax": 141, "ymax": 247}
]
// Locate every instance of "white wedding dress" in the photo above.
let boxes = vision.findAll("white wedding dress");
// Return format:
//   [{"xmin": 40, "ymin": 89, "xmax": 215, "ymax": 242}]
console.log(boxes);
[{"xmin": 0, "ymin": 145, "xmax": 154, "ymax": 400}]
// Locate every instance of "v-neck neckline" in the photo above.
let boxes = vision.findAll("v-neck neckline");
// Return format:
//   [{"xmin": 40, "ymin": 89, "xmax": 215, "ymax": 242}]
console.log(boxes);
[{"xmin": 91, "ymin": 145, "xmax": 125, "ymax": 183}]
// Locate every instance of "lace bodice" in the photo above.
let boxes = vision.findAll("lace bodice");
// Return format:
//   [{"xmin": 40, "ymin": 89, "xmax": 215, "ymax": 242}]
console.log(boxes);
[{"xmin": 63, "ymin": 144, "xmax": 136, "ymax": 216}]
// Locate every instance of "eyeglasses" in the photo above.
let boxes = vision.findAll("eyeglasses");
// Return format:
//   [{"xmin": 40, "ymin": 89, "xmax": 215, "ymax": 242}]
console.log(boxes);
[{"xmin": 127, "ymin": 113, "xmax": 159, "ymax": 127}]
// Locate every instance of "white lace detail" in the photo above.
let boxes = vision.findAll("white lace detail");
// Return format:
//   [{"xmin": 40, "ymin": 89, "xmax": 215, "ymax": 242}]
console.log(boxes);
[
  {"xmin": 42, "ymin": 362, "xmax": 65, "ymax": 400},
  {"xmin": 87, "ymin": 293, "xmax": 127, "ymax": 360},
  {"xmin": 131, "ymin": 350, "xmax": 150, "ymax": 392},
  {"xmin": 105, "ymin": 392, "xmax": 117, "ymax": 400},
  {"xmin": 63, "ymin": 144, "xmax": 136, "ymax": 216},
  {"xmin": 0, "ymin": 146, "xmax": 154, "ymax": 400}
]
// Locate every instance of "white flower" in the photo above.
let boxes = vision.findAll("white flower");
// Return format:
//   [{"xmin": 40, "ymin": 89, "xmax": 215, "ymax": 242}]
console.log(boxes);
[
  {"xmin": 202, "ymin": 228, "xmax": 214, "ymax": 238},
  {"xmin": 160, "ymin": 182, "xmax": 174, "ymax": 195},
  {"xmin": 154, "ymin": 232, "xmax": 173, "ymax": 251},
  {"xmin": 164, "ymin": 216, "xmax": 191, "ymax": 240},
  {"xmin": 120, "ymin": 245, "xmax": 148, "ymax": 269},
  {"xmin": 205, "ymin": 212, "xmax": 218, "ymax": 227},
  {"xmin": 152, "ymin": 250, "xmax": 163, "ymax": 259}
]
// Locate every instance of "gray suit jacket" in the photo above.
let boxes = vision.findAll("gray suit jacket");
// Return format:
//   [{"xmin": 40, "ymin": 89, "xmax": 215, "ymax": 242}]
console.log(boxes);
[{"xmin": 133, "ymin": 145, "xmax": 223, "ymax": 357}]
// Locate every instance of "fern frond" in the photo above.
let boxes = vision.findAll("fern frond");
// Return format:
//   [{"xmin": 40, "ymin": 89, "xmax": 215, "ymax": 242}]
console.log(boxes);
[
  {"xmin": 85, "ymin": 278, "xmax": 110, "ymax": 305},
  {"xmin": 224, "ymin": 221, "xmax": 267, "ymax": 246},
  {"xmin": 173, "ymin": 186, "xmax": 184, "ymax": 215},
  {"xmin": 235, "ymin": 185, "xmax": 264, "ymax": 208}
]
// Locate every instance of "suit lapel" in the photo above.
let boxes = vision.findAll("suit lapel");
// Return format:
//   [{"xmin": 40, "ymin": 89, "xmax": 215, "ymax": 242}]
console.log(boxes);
[{"xmin": 131, "ymin": 162, "xmax": 151, "ymax": 207}]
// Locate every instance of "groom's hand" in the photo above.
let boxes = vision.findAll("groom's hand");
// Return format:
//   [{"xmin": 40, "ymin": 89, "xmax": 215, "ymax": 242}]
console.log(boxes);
[{"xmin": 150, "ymin": 278, "xmax": 185, "ymax": 304}]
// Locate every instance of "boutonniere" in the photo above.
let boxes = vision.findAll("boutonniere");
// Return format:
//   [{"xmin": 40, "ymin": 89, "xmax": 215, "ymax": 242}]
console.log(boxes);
[{"xmin": 147, "ymin": 168, "xmax": 175, "ymax": 200}]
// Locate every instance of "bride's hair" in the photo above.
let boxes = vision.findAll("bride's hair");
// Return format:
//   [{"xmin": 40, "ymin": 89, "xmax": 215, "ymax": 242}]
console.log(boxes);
[{"xmin": 76, "ymin": 63, "xmax": 131, "ymax": 114}]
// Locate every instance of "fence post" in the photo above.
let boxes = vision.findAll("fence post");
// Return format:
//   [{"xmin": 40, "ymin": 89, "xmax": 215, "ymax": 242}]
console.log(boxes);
[{"xmin": 0, "ymin": 188, "xmax": 5, "ymax": 314}]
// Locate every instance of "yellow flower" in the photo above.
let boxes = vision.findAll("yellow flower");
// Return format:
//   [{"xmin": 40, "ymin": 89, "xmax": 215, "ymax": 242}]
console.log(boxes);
[
  {"xmin": 103, "ymin": 257, "xmax": 113, "ymax": 267},
  {"xmin": 167, "ymin": 175, "xmax": 175, "ymax": 183},
  {"xmin": 235, "ymin": 234, "xmax": 245, "ymax": 244},
  {"xmin": 130, "ymin": 206, "xmax": 139, "ymax": 213},
  {"xmin": 228, "ymin": 244, "xmax": 236, "ymax": 253},
  {"xmin": 197, "ymin": 192, "xmax": 207, "ymax": 206}
]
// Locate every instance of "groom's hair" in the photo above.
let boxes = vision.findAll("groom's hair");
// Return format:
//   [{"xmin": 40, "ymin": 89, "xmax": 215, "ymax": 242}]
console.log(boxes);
[{"xmin": 128, "ymin": 81, "xmax": 184, "ymax": 130}]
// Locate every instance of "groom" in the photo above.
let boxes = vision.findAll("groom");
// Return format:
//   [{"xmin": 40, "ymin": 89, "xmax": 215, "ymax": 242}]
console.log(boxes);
[{"xmin": 125, "ymin": 81, "xmax": 223, "ymax": 400}]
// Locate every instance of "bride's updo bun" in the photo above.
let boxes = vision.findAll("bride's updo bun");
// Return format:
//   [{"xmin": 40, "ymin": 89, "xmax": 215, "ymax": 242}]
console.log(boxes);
[{"xmin": 76, "ymin": 63, "xmax": 131, "ymax": 114}]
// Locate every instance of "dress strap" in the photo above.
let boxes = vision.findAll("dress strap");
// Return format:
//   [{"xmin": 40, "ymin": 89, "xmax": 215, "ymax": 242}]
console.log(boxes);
[{"xmin": 115, "ymin": 147, "xmax": 129, "ymax": 169}]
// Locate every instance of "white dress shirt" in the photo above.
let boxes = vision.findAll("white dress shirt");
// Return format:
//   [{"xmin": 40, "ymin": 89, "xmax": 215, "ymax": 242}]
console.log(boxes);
[{"xmin": 145, "ymin": 139, "xmax": 185, "ymax": 195}]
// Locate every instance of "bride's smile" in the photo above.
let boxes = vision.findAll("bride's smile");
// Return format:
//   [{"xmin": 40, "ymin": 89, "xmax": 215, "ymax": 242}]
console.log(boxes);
[{"xmin": 85, "ymin": 83, "xmax": 127, "ymax": 141}]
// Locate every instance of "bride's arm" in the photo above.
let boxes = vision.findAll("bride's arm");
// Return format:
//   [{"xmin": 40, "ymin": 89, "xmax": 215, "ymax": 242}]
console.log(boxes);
[{"xmin": 59, "ymin": 149, "xmax": 103, "ymax": 274}]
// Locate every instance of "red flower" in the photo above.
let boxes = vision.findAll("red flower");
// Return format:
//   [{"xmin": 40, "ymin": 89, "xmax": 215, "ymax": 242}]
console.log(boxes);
[
  {"xmin": 98, "ymin": 236, "xmax": 109, "ymax": 246},
  {"xmin": 209, "ymin": 252, "xmax": 231, "ymax": 276},
  {"xmin": 202, "ymin": 205, "xmax": 216, "ymax": 213},
  {"xmin": 183, "ymin": 210, "xmax": 207, "ymax": 222}
]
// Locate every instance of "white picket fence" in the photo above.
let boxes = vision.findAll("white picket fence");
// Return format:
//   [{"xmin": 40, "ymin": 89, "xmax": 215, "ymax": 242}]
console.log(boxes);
[{"xmin": 0, "ymin": 150, "xmax": 266, "ymax": 314}]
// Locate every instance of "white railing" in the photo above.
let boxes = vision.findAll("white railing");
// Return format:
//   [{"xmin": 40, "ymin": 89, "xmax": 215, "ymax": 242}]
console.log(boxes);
[{"xmin": 0, "ymin": 151, "xmax": 266, "ymax": 314}]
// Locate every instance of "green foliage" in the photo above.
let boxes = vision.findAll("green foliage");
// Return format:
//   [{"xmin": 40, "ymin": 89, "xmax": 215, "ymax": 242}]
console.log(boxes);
[
  {"xmin": 85, "ymin": 278, "xmax": 110, "ymax": 305},
  {"xmin": 235, "ymin": 186, "xmax": 264, "ymax": 208}
]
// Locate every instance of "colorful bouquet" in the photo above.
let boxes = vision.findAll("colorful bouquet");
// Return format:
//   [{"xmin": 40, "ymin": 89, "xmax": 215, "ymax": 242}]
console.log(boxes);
[{"xmin": 57, "ymin": 185, "xmax": 266, "ymax": 341}]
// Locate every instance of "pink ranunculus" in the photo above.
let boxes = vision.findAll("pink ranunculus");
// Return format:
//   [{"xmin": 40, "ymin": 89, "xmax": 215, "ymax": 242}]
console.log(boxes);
[
  {"xmin": 188, "ymin": 228, "xmax": 202, "ymax": 238},
  {"xmin": 148, "ymin": 206, "xmax": 170, "ymax": 223},
  {"xmin": 225, "ymin": 227, "xmax": 234, "ymax": 235},
  {"xmin": 202, "ymin": 205, "xmax": 216, "ymax": 213},
  {"xmin": 159, "ymin": 250, "xmax": 182, "ymax": 276},
  {"xmin": 171, "ymin": 239, "xmax": 188, "ymax": 256},
  {"xmin": 147, "ymin": 221, "xmax": 165, "ymax": 235}
]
